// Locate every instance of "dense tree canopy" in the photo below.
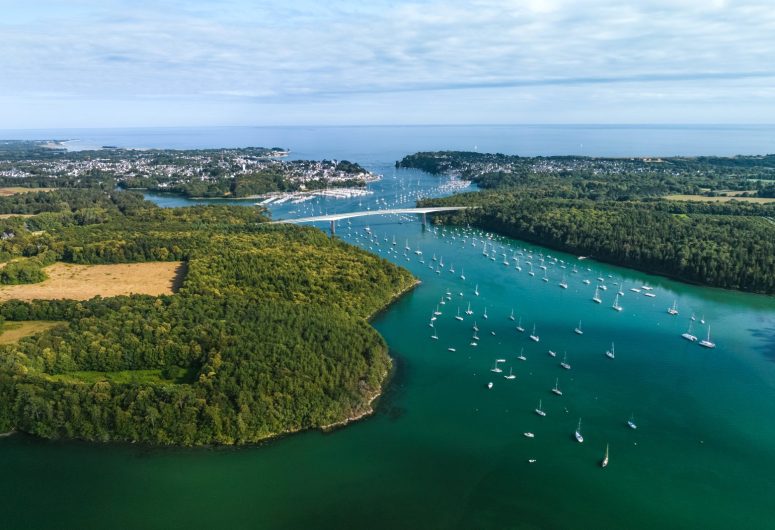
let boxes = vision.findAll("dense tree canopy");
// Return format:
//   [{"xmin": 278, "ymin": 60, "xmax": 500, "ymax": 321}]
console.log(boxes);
[{"xmin": 0, "ymin": 190, "xmax": 415, "ymax": 445}]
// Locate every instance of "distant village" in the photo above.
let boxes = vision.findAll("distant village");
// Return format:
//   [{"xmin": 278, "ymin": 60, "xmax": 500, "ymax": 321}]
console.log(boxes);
[{"xmin": 0, "ymin": 142, "xmax": 379, "ymax": 192}]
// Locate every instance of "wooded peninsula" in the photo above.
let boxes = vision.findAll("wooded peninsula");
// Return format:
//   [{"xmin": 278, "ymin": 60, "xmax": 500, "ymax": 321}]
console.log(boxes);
[
  {"xmin": 0, "ymin": 188, "xmax": 415, "ymax": 444},
  {"xmin": 400, "ymin": 151, "xmax": 775, "ymax": 294}
]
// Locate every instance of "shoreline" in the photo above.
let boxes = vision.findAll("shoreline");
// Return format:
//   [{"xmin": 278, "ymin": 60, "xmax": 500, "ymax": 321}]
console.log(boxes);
[
  {"xmin": 321, "ymin": 278, "xmax": 420, "ymax": 432},
  {"xmin": 431, "ymin": 212, "xmax": 774, "ymax": 296}
]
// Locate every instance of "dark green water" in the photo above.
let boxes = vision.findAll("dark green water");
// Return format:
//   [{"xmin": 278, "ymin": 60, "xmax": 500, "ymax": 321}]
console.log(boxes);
[{"xmin": 1, "ymin": 219, "xmax": 774, "ymax": 529}]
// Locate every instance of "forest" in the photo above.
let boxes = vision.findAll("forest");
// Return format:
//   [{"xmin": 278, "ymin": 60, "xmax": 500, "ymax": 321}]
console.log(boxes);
[
  {"xmin": 0, "ymin": 189, "xmax": 415, "ymax": 445},
  {"xmin": 402, "ymin": 152, "xmax": 775, "ymax": 294}
]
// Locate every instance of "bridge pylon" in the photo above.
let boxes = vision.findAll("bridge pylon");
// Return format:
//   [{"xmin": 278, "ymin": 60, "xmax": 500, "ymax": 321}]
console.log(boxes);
[{"xmin": 330, "ymin": 220, "xmax": 336, "ymax": 236}]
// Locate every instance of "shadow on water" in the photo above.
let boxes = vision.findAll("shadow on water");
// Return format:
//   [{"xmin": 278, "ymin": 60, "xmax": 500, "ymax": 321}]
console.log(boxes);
[{"xmin": 750, "ymin": 323, "xmax": 775, "ymax": 362}]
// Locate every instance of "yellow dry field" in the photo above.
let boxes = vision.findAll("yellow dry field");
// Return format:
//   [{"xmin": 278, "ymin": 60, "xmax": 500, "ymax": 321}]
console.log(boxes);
[
  {"xmin": 0, "ymin": 213, "xmax": 34, "ymax": 219},
  {"xmin": 0, "ymin": 187, "xmax": 54, "ymax": 196},
  {"xmin": 0, "ymin": 262, "xmax": 185, "ymax": 301},
  {"xmin": 0, "ymin": 321, "xmax": 65, "ymax": 344},
  {"xmin": 664, "ymin": 194, "xmax": 775, "ymax": 204}
]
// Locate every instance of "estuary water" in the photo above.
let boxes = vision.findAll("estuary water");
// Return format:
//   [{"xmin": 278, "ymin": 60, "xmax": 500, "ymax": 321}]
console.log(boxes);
[{"xmin": 1, "ymin": 125, "xmax": 774, "ymax": 529}]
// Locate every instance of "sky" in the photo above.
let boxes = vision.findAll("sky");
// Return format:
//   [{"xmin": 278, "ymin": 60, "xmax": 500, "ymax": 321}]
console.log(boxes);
[{"xmin": 1, "ymin": 0, "xmax": 774, "ymax": 128}]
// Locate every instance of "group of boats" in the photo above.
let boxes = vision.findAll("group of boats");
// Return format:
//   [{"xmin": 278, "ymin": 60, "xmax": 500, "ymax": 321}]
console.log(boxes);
[{"xmin": 342, "ymin": 220, "xmax": 721, "ymax": 470}]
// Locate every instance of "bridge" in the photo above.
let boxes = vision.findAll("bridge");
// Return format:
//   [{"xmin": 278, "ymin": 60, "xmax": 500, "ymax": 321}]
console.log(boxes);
[{"xmin": 271, "ymin": 206, "xmax": 470, "ymax": 235}]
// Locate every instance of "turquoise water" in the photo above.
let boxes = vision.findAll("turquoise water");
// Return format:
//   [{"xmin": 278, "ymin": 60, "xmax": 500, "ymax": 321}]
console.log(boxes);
[{"xmin": 1, "ymin": 126, "xmax": 774, "ymax": 529}]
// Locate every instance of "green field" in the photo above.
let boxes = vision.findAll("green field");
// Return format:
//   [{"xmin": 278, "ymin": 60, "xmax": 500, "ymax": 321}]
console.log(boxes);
[{"xmin": 0, "ymin": 321, "xmax": 65, "ymax": 344}]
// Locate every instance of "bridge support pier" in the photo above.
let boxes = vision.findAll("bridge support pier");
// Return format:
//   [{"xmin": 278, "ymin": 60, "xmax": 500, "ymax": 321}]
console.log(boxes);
[
  {"xmin": 422, "ymin": 212, "xmax": 427, "ymax": 227},
  {"xmin": 330, "ymin": 220, "xmax": 336, "ymax": 236}
]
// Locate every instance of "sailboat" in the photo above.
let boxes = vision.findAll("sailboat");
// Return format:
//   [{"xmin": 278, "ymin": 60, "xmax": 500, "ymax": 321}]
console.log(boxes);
[
  {"xmin": 529, "ymin": 324, "xmax": 540, "ymax": 342},
  {"xmin": 575, "ymin": 419, "xmax": 584, "ymax": 443},
  {"xmin": 592, "ymin": 285, "xmax": 602, "ymax": 303},
  {"xmin": 509, "ymin": 309, "xmax": 515, "ymax": 321},
  {"xmin": 601, "ymin": 444, "xmax": 609, "ymax": 468},
  {"xmin": 473, "ymin": 322, "xmax": 479, "ymax": 332},
  {"xmin": 528, "ymin": 263, "xmax": 535, "ymax": 276},
  {"xmin": 516, "ymin": 317, "xmax": 525, "ymax": 333},
  {"xmin": 414, "ymin": 244, "xmax": 422, "ymax": 255},
  {"xmin": 542, "ymin": 269, "xmax": 549, "ymax": 282},
  {"xmin": 433, "ymin": 305, "xmax": 442, "ymax": 316},
  {"xmin": 487, "ymin": 382, "xmax": 493, "ymax": 389},
  {"xmin": 699, "ymin": 325, "xmax": 716, "ymax": 349},
  {"xmin": 392, "ymin": 235, "xmax": 396, "ymax": 246},
  {"xmin": 504, "ymin": 367, "xmax": 516, "ymax": 380},
  {"xmin": 447, "ymin": 347, "xmax": 456, "ymax": 352},
  {"xmin": 605, "ymin": 342, "xmax": 615, "ymax": 359},
  {"xmin": 465, "ymin": 302, "xmax": 473, "ymax": 315},
  {"xmin": 460, "ymin": 268, "xmax": 466, "ymax": 280},
  {"xmin": 560, "ymin": 352, "xmax": 571, "ymax": 370},
  {"xmin": 612, "ymin": 294, "xmax": 623, "ymax": 311},
  {"xmin": 455, "ymin": 307, "xmax": 464, "ymax": 321},
  {"xmin": 548, "ymin": 349, "xmax": 557, "ymax": 357},
  {"xmin": 559, "ymin": 274, "xmax": 568, "ymax": 289},
  {"xmin": 517, "ymin": 348, "xmax": 527, "ymax": 361},
  {"xmin": 552, "ymin": 378, "xmax": 563, "ymax": 396},
  {"xmin": 667, "ymin": 300, "xmax": 679, "ymax": 315},
  {"xmin": 574, "ymin": 320, "xmax": 584, "ymax": 335},
  {"xmin": 431, "ymin": 330, "xmax": 438, "ymax": 340},
  {"xmin": 682, "ymin": 320, "xmax": 698, "ymax": 342},
  {"xmin": 490, "ymin": 359, "xmax": 503, "ymax": 373},
  {"xmin": 627, "ymin": 414, "xmax": 637, "ymax": 429},
  {"xmin": 535, "ymin": 399, "xmax": 546, "ymax": 417},
  {"xmin": 474, "ymin": 284, "xmax": 480, "ymax": 296}
]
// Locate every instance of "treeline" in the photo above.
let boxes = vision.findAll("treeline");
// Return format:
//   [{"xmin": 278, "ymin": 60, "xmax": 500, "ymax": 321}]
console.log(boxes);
[
  {"xmin": 398, "ymin": 151, "xmax": 775, "ymax": 198},
  {"xmin": 0, "ymin": 189, "xmax": 415, "ymax": 444},
  {"xmin": 423, "ymin": 192, "xmax": 775, "ymax": 293},
  {"xmin": 406, "ymin": 151, "xmax": 775, "ymax": 294}
]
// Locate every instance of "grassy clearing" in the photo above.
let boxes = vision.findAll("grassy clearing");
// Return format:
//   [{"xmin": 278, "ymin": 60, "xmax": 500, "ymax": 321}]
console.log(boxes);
[
  {"xmin": 664, "ymin": 194, "xmax": 775, "ymax": 204},
  {"xmin": 0, "ymin": 321, "xmax": 66, "ymax": 344},
  {"xmin": 0, "ymin": 187, "xmax": 54, "ymax": 196},
  {"xmin": 0, "ymin": 262, "xmax": 185, "ymax": 301}
]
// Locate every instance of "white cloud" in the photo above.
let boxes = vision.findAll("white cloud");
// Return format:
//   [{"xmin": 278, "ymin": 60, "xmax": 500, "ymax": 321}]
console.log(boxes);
[{"xmin": 0, "ymin": 0, "xmax": 773, "ymax": 126}]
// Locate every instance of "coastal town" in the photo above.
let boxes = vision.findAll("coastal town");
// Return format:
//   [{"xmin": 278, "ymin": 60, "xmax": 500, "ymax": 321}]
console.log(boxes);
[{"xmin": 0, "ymin": 141, "xmax": 380, "ymax": 197}]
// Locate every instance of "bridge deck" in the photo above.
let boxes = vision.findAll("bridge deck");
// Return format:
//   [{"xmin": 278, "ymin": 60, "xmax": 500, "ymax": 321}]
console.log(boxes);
[{"xmin": 270, "ymin": 206, "xmax": 469, "ymax": 224}]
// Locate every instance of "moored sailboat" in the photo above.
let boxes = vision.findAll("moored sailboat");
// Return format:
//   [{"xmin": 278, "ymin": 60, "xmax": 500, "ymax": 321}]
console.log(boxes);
[
  {"xmin": 575, "ymin": 418, "xmax": 584, "ymax": 443},
  {"xmin": 682, "ymin": 319, "xmax": 698, "ymax": 342},
  {"xmin": 612, "ymin": 294, "xmax": 623, "ymax": 311},
  {"xmin": 529, "ymin": 324, "xmax": 540, "ymax": 342},
  {"xmin": 699, "ymin": 325, "xmax": 716, "ymax": 349},
  {"xmin": 592, "ymin": 285, "xmax": 602, "ymax": 304}
]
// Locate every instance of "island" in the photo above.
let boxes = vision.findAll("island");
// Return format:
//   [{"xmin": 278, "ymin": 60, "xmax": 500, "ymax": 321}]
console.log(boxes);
[
  {"xmin": 400, "ymin": 151, "xmax": 775, "ymax": 294},
  {"xmin": 0, "ymin": 188, "xmax": 415, "ymax": 445}
]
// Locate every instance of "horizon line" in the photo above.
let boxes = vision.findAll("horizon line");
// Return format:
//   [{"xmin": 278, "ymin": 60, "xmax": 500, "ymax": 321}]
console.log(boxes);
[{"xmin": 2, "ymin": 122, "xmax": 775, "ymax": 133}]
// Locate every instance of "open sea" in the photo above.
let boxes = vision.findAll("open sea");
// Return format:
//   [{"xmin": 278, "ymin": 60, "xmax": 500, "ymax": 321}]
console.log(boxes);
[{"xmin": 0, "ymin": 125, "xmax": 774, "ymax": 529}]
